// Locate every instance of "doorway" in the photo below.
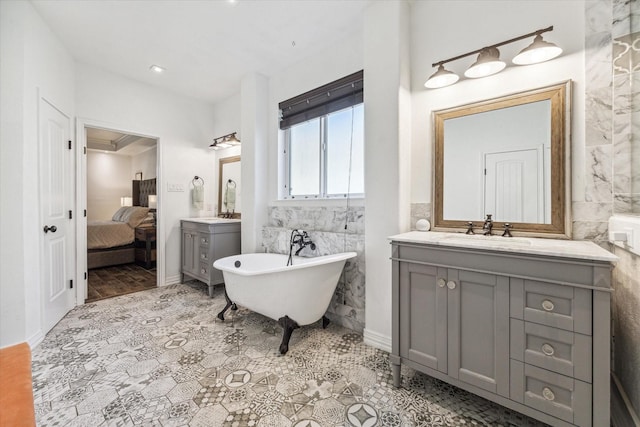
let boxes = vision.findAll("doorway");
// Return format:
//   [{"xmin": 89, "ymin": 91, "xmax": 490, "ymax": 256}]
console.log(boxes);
[{"xmin": 80, "ymin": 124, "xmax": 160, "ymax": 302}]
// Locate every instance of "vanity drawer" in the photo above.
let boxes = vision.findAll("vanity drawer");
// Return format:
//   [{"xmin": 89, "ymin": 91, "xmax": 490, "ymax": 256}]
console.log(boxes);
[
  {"xmin": 198, "ymin": 262, "xmax": 209, "ymax": 279},
  {"xmin": 199, "ymin": 234, "xmax": 210, "ymax": 247},
  {"xmin": 510, "ymin": 319, "xmax": 592, "ymax": 383},
  {"xmin": 510, "ymin": 279, "xmax": 592, "ymax": 335},
  {"xmin": 510, "ymin": 360, "xmax": 592, "ymax": 427}
]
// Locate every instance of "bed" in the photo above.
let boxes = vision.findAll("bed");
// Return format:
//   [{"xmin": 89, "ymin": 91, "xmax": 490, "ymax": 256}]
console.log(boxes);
[{"xmin": 87, "ymin": 178, "xmax": 156, "ymax": 269}]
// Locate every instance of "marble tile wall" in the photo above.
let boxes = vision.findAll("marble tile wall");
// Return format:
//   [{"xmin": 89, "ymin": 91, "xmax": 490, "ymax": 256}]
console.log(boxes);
[
  {"xmin": 409, "ymin": 202, "xmax": 431, "ymax": 231},
  {"xmin": 603, "ymin": 0, "xmax": 640, "ymax": 418},
  {"xmin": 612, "ymin": 0, "xmax": 640, "ymax": 214},
  {"xmin": 262, "ymin": 205, "xmax": 365, "ymax": 333},
  {"xmin": 579, "ymin": 0, "xmax": 615, "ymax": 244}
]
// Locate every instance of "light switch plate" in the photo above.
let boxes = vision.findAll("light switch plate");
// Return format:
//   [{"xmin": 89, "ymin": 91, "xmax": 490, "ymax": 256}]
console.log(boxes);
[{"xmin": 167, "ymin": 183, "xmax": 185, "ymax": 192}]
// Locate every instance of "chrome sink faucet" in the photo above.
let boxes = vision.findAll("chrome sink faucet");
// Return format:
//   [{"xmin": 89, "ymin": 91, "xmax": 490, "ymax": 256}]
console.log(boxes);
[{"xmin": 482, "ymin": 214, "xmax": 493, "ymax": 236}]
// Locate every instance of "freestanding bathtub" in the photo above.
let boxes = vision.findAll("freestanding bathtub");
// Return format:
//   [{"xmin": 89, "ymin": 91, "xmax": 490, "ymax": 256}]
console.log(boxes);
[{"xmin": 213, "ymin": 251, "xmax": 357, "ymax": 354}]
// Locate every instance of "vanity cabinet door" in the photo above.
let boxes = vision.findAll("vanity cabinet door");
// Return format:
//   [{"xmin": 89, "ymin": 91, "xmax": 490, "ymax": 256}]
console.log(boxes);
[
  {"xmin": 181, "ymin": 230, "xmax": 199, "ymax": 276},
  {"xmin": 447, "ymin": 269, "xmax": 510, "ymax": 397},
  {"xmin": 399, "ymin": 263, "xmax": 448, "ymax": 373}
]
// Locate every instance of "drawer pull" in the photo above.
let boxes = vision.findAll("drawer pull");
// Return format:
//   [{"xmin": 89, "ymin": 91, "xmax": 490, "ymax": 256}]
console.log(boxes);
[
  {"xmin": 201, "ymin": 268, "xmax": 207, "ymax": 274},
  {"xmin": 542, "ymin": 387, "xmax": 555, "ymax": 401},
  {"xmin": 437, "ymin": 278, "xmax": 446, "ymax": 288},
  {"xmin": 201, "ymin": 253, "xmax": 208, "ymax": 259},
  {"xmin": 541, "ymin": 343, "xmax": 555, "ymax": 356},
  {"xmin": 541, "ymin": 299, "xmax": 555, "ymax": 312},
  {"xmin": 447, "ymin": 281, "xmax": 456, "ymax": 290}
]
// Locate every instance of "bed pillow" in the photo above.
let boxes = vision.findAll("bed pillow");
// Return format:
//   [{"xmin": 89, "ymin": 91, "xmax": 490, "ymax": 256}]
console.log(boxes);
[
  {"xmin": 121, "ymin": 206, "xmax": 150, "ymax": 228},
  {"xmin": 111, "ymin": 207, "xmax": 129, "ymax": 222}
]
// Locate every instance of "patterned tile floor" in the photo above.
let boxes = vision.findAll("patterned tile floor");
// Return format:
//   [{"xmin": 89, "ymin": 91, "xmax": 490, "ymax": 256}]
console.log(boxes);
[{"xmin": 33, "ymin": 283, "xmax": 546, "ymax": 426}]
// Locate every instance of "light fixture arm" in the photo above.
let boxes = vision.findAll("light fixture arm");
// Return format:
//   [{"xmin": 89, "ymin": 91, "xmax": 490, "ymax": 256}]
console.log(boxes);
[{"xmin": 431, "ymin": 26, "xmax": 553, "ymax": 68}]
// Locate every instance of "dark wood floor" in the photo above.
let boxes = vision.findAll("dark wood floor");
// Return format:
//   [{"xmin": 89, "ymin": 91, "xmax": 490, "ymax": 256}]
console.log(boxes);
[{"xmin": 87, "ymin": 263, "xmax": 156, "ymax": 302}]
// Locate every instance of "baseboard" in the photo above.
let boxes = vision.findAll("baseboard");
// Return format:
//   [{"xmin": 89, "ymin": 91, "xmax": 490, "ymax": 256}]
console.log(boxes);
[
  {"xmin": 363, "ymin": 328, "xmax": 391, "ymax": 353},
  {"xmin": 164, "ymin": 275, "xmax": 181, "ymax": 286},
  {"xmin": 612, "ymin": 373, "xmax": 640, "ymax": 427},
  {"xmin": 27, "ymin": 330, "xmax": 45, "ymax": 349}
]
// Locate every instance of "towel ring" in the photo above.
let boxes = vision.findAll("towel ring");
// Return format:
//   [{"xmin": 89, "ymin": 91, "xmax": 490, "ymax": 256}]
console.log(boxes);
[{"xmin": 192, "ymin": 176, "xmax": 205, "ymax": 187}]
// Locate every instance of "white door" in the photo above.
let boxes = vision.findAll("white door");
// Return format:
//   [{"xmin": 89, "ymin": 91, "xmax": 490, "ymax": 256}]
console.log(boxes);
[
  {"xmin": 40, "ymin": 97, "xmax": 75, "ymax": 333},
  {"xmin": 484, "ymin": 148, "xmax": 544, "ymax": 223}
]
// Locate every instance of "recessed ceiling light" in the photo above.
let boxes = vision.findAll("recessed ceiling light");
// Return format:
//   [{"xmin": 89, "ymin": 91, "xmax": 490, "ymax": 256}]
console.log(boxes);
[
  {"xmin": 149, "ymin": 64, "xmax": 165, "ymax": 73},
  {"xmin": 228, "ymin": 0, "xmax": 237, "ymax": 4}
]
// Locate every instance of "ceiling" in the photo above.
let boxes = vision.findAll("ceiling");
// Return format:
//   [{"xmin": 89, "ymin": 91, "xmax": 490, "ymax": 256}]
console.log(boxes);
[
  {"xmin": 86, "ymin": 127, "xmax": 156, "ymax": 156},
  {"xmin": 31, "ymin": 0, "xmax": 371, "ymax": 105}
]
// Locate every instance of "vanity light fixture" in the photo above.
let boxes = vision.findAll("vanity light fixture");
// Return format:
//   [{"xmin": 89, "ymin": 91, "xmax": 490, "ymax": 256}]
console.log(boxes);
[
  {"xmin": 210, "ymin": 132, "xmax": 241, "ymax": 150},
  {"xmin": 512, "ymin": 34, "xmax": 563, "ymax": 65},
  {"xmin": 464, "ymin": 47, "xmax": 506, "ymax": 78},
  {"xmin": 424, "ymin": 64, "xmax": 459, "ymax": 89},
  {"xmin": 424, "ymin": 26, "xmax": 562, "ymax": 89}
]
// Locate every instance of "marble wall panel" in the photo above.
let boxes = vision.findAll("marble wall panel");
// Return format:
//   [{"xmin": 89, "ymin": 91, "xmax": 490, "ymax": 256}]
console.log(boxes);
[
  {"xmin": 262, "ymin": 205, "xmax": 366, "ymax": 333},
  {"xmin": 585, "ymin": 145, "xmax": 614, "ymax": 203},
  {"xmin": 410, "ymin": 203, "xmax": 431, "ymax": 231}
]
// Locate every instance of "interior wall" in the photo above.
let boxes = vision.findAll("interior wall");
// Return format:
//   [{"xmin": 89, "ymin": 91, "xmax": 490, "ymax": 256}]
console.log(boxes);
[
  {"xmin": 410, "ymin": 1, "xmax": 586, "ymax": 213},
  {"xmin": 605, "ymin": 0, "xmax": 640, "ymax": 416},
  {"xmin": 75, "ymin": 63, "xmax": 216, "ymax": 284},
  {"xmin": 0, "ymin": 0, "xmax": 75, "ymax": 347},
  {"xmin": 212, "ymin": 92, "xmax": 242, "ymax": 215},
  {"xmin": 132, "ymin": 147, "xmax": 157, "ymax": 181},
  {"xmin": 86, "ymin": 152, "xmax": 132, "ymax": 221}
]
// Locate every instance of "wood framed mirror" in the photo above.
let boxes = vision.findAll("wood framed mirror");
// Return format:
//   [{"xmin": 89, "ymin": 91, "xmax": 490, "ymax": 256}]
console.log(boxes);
[
  {"xmin": 218, "ymin": 155, "xmax": 241, "ymax": 218},
  {"xmin": 432, "ymin": 81, "xmax": 571, "ymax": 238}
]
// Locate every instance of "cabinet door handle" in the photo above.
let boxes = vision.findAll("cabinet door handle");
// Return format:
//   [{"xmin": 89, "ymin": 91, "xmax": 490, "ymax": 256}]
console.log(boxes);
[
  {"xmin": 447, "ymin": 281, "xmax": 456, "ymax": 290},
  {"xmin": 541, "ymin": 299, "xmax": 555, "ymax": 312},
  {"xmin": 541, "ymin": 343, "xmax": 555, "ymax": 356},
  {"xmin": 542, "ymin": 387, "xmax": 555, "ymax": 401},
  {"xmin": 437, "ymin": 278, "xmax": 446, "ymax": 288}
]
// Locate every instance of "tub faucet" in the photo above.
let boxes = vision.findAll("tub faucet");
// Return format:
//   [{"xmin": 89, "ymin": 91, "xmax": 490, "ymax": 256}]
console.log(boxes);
[
  {"xmin": 482, "ymin": 214, "xmax": 493, "ymax": 236},
  {"xmin": 293, "ymin": 230, "xmax": 316, "ymax": 255},
  {"xmin": 288, "ymin": 230, "xmax": 317, "ymax": 265}
]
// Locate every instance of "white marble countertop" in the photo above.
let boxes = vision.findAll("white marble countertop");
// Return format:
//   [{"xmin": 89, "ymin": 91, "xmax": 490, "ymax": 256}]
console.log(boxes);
[
  {"xmin": 389, "ymin": 231, "xmax": 618, "ymax": 263},
  {"xmin": 180, "ymin": 217, "xmax": 241, "ymax": 224}
]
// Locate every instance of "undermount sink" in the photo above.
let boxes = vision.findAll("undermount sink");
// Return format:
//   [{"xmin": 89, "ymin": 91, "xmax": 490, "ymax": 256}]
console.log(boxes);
[{"xmin": 440, "ymin": 233, "xmax": 532, "ymax": 246}]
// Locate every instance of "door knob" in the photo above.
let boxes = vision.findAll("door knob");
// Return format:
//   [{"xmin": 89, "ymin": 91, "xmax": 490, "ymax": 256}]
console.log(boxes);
[
  {"xmin": 447, "ymin": 281, "xmax": 456, "ymax": 290},
  {"xmin": 43, "ymin": 225, "xmax": 57, "ymax": 233}
]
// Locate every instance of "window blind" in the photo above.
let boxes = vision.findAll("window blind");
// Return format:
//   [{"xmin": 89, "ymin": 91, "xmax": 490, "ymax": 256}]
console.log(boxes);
[{"xmin": 278, "ymin": 70, "xmax": 363, "ymax": 130}]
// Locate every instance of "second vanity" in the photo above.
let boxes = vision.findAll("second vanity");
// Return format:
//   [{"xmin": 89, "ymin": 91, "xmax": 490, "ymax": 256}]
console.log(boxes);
[
  {"xmin": 389, "ymin": 231, "xmax": 617, "ymax": 427},
  {"xmin": 181, "ymin": 218, "xmax": 241, "ymax": 297}
]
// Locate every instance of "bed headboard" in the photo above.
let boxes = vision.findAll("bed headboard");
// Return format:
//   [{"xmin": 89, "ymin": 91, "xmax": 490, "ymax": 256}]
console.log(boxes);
[{"xmin": 132, "ymin": 178, "xmax": 156, "ymax": 207}]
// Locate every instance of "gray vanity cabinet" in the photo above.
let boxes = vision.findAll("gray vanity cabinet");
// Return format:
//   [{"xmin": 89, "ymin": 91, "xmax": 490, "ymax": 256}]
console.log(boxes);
[
  {"xmin": 391, "ymin": 234, "xmax": 616, "ymax": 427},
  {"xmin": 181, "ymin": 220, "xmax": 241, "ymax": 297},
  {"xmin": 399, "ymin": 263, "xmax": 509, "ymax": 396}
]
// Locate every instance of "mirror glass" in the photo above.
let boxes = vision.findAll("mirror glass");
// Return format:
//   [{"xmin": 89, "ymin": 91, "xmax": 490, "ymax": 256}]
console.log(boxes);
[
  {"xmin": 433, "ymin": 82, "xmax": 571, "ymax": 238},
  {"xmin": 218, "ymin": 155, "xmax": 241, "ymax": 218}
]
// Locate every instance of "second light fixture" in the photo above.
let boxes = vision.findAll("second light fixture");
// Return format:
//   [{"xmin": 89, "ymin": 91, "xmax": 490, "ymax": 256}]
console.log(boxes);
[{"xmin": 425, "ymin": 26, "xmax": 562, "ymax": 89}]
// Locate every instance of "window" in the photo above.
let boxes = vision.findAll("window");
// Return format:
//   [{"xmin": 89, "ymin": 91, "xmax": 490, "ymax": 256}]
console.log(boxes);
[{"xmin": 280, "ymin": 71, "xmax": 364, "ymax": 199}]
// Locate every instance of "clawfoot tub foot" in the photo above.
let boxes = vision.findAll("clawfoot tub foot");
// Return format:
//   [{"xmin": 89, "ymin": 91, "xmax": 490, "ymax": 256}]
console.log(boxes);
[
  {"xmin": 277, "ymin": 315, "xmax": 299, "ymax": 355},
  {"xmin": 217, "ymin": 287, "xmax": 235, "ymax": 321},
  {"xmin": 322, "ymin": 315, "xmax": 330, "ymax": 329}
]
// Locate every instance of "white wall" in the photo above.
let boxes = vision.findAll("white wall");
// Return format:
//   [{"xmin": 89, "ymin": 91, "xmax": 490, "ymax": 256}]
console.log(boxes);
[
  {"xmin": 132, "ymin": 147, "xmax": 157, "ymax": 181},
  {"xmin": 87, "ymin": 152, "xmax": 133, "ymax": 221},
  {"xmin": 76, "ymin": 63, "xmax": 216, "ymax": 284},
  {"xmin": 267, "ymin": 32, "xmax": 364, "ymax": 205},
  {"xmin": 0, "ymin": 0, "xmax": 75, "ymax": 347},
  {"xmin": 411, "ymin": 1, "xmax": 586, "ymax": 207},
  {"xmin": 212, "ymin": 94, "xmax": 241, "ymax": 215},
  {"xmin": 362, "ymin": 0, "xmax": 412, "ymax": 350}
]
